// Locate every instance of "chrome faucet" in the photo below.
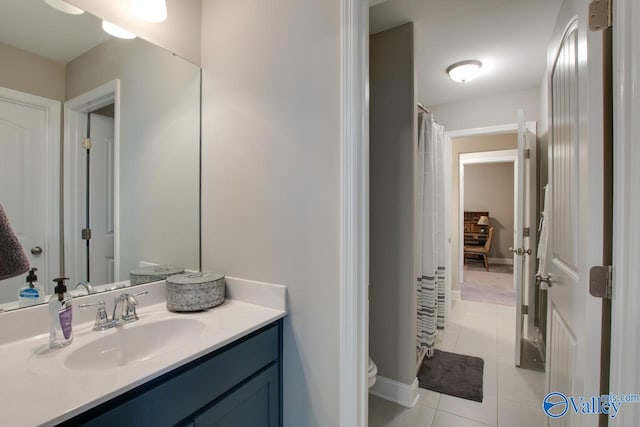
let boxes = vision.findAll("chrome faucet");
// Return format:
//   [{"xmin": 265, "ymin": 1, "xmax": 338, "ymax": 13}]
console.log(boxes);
[
  {"xmin": 80, "ymin": 291, "xmax": 148, "ymax": 331},
  {"xmin": 75, "ymin": 281, "xmax": 95, "ymax": 295},
  {"xmin": 112, "ymin": 291, "xmax": 149, "ymax": 324}
]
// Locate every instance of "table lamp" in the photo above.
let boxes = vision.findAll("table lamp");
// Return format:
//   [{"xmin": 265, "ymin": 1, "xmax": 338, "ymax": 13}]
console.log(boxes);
[{"xmin": 477, "ymin": 215, "xmax": 490, "ymax": 233}]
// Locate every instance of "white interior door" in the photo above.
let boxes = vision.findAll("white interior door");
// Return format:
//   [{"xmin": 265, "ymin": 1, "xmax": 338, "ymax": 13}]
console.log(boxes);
[
  {"xmin": 513, "ymin": 110, "xmax": 526, "ymax": 366},
  {"xmin": 0, "ymin": 88, "xmax": 59, "ymax": 302},
  {"xmin": 544, "ymin": 0, "xmax": 604, "ymax": 425},
  {"xmin": 87, "ymin": 113, "xmax": 115, "ymax": 285},
  {"xmin": 514, "ymin": 111, "xmax": 538, "ymax": 367}
]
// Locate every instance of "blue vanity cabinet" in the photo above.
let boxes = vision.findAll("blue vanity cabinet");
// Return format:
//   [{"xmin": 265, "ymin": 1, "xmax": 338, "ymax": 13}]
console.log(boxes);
[{"xmin": 60, "ymin": 320, "xmax": 283, "ymax": 427}]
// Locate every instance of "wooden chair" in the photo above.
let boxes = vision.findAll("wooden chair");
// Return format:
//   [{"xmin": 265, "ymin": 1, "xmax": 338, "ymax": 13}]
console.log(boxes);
[{"xmin": 464, "ymin": 227, "xmax": 494, "ymax": 271}]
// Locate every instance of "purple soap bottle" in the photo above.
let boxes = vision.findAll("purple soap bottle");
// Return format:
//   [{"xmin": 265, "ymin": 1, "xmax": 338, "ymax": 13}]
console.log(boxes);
[{"xmin": 48, "ymin": 277, "xmax": 73, "ymax": 349}]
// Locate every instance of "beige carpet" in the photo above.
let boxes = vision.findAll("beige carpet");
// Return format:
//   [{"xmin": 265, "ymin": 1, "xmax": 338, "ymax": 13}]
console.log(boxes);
[{"xmin": 461, "ymin": 263, "xmax": 515, "ymax": 306}]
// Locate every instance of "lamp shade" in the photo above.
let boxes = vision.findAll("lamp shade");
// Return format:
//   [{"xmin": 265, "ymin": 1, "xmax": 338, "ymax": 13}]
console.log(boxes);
[{"xmin": 477, "ymin": 216, "xmax": 490, "ymax": 226}]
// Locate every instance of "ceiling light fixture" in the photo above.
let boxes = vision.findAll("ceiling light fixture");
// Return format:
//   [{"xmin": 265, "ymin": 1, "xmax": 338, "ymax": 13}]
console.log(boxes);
[
  {"xmin": 446, "ymin": 60, "xmax": 483, "ymax": 83},
  {"xmin": 43, "ymin": 0, "xmax": 84, "ymax": 15},
  {"xmin": 102, "ymin": 20, "xmax": 137, "ymax": 39},
  {"xmin": 132, "ymin": 0, "xmax": 168, "ymax": 23}
]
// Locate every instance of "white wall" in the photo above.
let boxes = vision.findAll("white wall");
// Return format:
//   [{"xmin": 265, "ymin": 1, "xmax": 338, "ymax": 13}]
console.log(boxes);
[
  {"xmin": 200, "ymin": 0, "xmax": 342, "ymax": 425},
  {"xmin": 65, "ymin": 37, "xmax": 200, "ymax": 280},
  {"xmin": 429, "ymin": 87, "xmax": 540, "ymax": 131},
  {"xmin": 66, "ymin": 0, "xmax": 202, "ymax": 65}
]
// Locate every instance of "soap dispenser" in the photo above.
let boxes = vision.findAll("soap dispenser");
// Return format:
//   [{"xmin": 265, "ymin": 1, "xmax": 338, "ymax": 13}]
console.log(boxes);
[
  {"xmin": 48, "ymin": 277, "xmax": 73, "ymax": 349},
  {"xmin": 18, "ymin": 268, "xmax": 44, "ymax": 307}
]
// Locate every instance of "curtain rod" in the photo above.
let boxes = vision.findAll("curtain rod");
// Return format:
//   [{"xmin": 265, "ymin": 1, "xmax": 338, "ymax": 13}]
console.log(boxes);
[{"xmin": 417, "ymin": 102, "xmax": 431, "ymax": 114}]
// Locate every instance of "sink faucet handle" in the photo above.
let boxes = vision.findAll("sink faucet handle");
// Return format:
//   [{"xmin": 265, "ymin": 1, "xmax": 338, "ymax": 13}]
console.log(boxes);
[
  {"xmin": 120, "ymin": 291, "xmax": 148, "ymax": 323},
  {"xmin": 79, "ymin": 301, "xmax": 111, "ymax": 331}
]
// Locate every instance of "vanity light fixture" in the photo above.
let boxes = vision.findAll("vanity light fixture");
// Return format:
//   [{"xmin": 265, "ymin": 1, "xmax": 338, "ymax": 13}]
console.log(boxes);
[
  {"xmin": 132, "ymin": 0, "xmax": 168, "ymax": 23},
  {"xmin": 43, "ymin": 0, "xmax": 84, "ymax": 15},
  {"xmin": 446, "ymin": 60, "xmax": 483, "ymax": 83},
  {"xmin": 102, "ymin": 20, "xmax": 137, "ymax": 39}
]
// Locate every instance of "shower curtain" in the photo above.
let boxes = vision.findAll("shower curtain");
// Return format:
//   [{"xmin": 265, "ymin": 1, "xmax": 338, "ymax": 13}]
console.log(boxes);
[{"xmin": 416, "ymin": 112, "xmax": 446, "ymax": 359}]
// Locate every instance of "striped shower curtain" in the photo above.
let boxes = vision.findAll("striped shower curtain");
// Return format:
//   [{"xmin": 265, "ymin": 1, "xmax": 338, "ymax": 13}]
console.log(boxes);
[{"xmin": 416, "ymin": 112, "xmax": 446, "ymax": 359}]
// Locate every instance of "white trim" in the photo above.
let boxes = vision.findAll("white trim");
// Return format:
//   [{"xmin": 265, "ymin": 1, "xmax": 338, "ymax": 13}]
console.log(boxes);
[
  {"xmin": 339, "ymin": 1, "xmax": 369, "ymax": 426},
  {"xmin": 0, "ymin": 87, "xmax": 61, "ymax": 294},
  {"xmin": 451, "ymin": 289, "xmax": 461, "ymax": 301},
  {"xmin": 63, "ymin": 80, "xmax": 120, "ymax": 284},
  {"xmin": 610, "ymin": 0, "xmax": 640, "ymax": 425},
  {"xmin": 369, "ymin": 376, "xmax": 419, "ymax": 408}
]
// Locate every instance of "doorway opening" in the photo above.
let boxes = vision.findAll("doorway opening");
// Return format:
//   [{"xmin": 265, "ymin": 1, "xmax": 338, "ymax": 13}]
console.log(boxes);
[
  {"xmin": 64, "ymin": 80, "xmax": 120, "ymax": 289},
  {"xmin": 459, "ymin": 150, "xmax": 517, "ymax": 307}
]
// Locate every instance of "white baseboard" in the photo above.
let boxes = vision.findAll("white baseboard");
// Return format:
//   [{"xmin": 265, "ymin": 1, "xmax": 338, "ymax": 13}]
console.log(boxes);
[
  {"xmin": 369, "ymin": 375, "xmax": 419, "ymax": 408},
  {"xmin": 488, "ymin": 257, "xmax": 513, "ymax": 265},
  {"xmin": 451, "ymin": 290, "xmax": 461, "ymax": 300}
]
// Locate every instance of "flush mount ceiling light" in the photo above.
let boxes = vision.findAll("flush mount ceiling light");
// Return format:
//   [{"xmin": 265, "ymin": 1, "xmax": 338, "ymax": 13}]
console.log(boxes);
[
  {"xmin": 132, "ymin": 0, "xmax": 168, "ymax": 23},
  {"xmin": 102, "ymin": 20, "xmax": 137, "ymax": 39},
  {"xmin": 446, "ymin": 60, "xmax": 483, "ymax": 83},
  {"xmin": 43, "ymin": 0, "xmax": 84, "ymax": 15}
]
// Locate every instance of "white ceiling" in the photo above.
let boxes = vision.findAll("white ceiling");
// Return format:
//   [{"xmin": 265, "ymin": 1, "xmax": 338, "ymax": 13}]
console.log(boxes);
[
  {"xmin": 0, "ymin": 0, "xmax": 110, "ymax": 64},
  {"xmin": 370, "ymin": 0, "xmax": 563, "ymax": 107}
]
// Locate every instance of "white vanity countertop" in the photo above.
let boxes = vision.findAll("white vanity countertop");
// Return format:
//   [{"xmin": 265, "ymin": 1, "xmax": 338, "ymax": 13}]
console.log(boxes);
[{"xmin": 0, "ymin": 277, "xmax": 287, "ymax": 427}]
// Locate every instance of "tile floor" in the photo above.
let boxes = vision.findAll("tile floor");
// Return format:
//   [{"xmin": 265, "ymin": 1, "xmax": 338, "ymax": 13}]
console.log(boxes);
[{"xmin": 369, "ymin": 299, "xmax": 546, "ymax": 427}]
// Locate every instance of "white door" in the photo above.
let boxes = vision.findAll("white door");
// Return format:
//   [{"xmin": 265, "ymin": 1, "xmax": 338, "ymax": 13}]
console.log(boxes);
[
  {"xmin": 544, "ymin": 0, "xmax": 604, "ymax": 425},
  {"xmin": 513, "ymin": 110, "xmax": 537, "ymax": 366},
  {"xmin": 0, "ymin": 88, "xmax": 59, "ymax": 303},
  {"xmin": 86, "ymin": 113, "xmax": 115, "ymax": 286}
]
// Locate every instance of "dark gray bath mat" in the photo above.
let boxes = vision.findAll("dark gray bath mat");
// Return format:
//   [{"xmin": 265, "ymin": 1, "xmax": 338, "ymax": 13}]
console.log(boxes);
[{"xmin": 417, "ymin": 350, "xmax": 484, "ymax": 402}]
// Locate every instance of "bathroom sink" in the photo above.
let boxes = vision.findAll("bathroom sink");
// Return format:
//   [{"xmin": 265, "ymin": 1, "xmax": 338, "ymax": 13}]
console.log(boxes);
[{"xmin": 64, "ymin": 318, "xmax": 206, "ymax": 371}]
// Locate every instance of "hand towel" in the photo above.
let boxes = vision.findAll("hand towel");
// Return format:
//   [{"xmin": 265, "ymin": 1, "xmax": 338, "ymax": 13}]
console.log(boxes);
[
  {"xmin": 0, "ymin": 203, "xmax": 30, "ymax": 281},
  {"xmin": 536, "ymin": 184, "xmax": 550, "ymax": 282}
]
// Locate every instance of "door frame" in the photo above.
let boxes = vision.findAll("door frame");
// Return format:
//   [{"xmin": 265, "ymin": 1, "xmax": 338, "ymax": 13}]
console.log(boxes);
[
  {"xmin": 339, "ymin": 0, "xmax": 369, "ymax": 426},
  {"xmin": 445, "ymin": 122, "xmax": 537, "ymax": 310},
  {"xmin": 0, "ymin": 86, "xmax": 60, "ymax": 294},
  {"xmin": 610, "ymin": 0, "xmax": 640, "ymax": 424},
  {"xmin": 63, "ymin": 80, "xmax": 120, "ymax": 286}
]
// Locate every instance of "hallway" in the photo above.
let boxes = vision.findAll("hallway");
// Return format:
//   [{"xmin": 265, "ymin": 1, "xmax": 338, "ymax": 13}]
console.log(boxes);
[{"xmin": 369, "ymin": 299, "xmax": 546, "ymax": 426}]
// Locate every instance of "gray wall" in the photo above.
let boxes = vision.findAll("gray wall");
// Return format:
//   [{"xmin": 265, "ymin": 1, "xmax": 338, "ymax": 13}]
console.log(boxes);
[
  {"xmin": 67, "ymin": 0, "xmax": 202, "ymax": 65},
  {"xmin": 369, "ymin": 23, "xmax": 417, "ymax": 386},
  {"xmin": 65, "ymin": 37, "xmax": 200, "ymax": 279},
  {"xmin": 200, "ymin": 0, "xmax": 342, "ymax": 425},
  {"xmin": 0, "ymin": 41, "xmax": 65, "ymax": 101},
  {"xmin": 464, "ymin": 162, "xmax": 515, "ymax": 260}
]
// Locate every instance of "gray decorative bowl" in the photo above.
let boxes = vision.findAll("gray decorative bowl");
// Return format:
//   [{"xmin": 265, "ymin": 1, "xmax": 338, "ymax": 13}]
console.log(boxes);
[
  {"xmin": 166, "ymin": 272, "xmax": 225, "ymax": 312},
  {"xmin": 130, "ymin": 264, "xmax": 185, "ymax": 286}
]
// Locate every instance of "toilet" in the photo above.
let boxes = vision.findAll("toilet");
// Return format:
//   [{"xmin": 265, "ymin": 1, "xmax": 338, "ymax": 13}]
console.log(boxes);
[{"xmin": 368, "ymin": 358, "xmax": 378, "ymax": 388}]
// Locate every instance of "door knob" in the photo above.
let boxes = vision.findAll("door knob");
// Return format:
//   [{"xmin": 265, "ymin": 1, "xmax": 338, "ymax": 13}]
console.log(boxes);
[
  {"xmin": 536, "ymin": 273, "xmax": 553, "ymax": 288},
  {"xmin": 31, "ymin": 246, "xmax": 43, "ymax": 255},
  {"xmin": 508, "ymin": 247, "xmax": 532, "ymax": 256}
]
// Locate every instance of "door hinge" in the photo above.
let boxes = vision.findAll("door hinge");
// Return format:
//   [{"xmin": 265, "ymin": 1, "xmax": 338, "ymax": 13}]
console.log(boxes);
[
  {"xmin": 524, "ymin": 149, "xmax": 531, "ymax": 159},
  {"xmin": 589, "ymin": 265, "xmax": 612, "ymax": 299},
  {"xmin": 522, "ymin": 305, "xmax": 529, "ymax": 315},
  {"xmin": 82, "ymin": 137, "xmax": 92, "ymax": 150},
  {"xmin": 523, "ymin": 227, "xmax": 530, "ymax": 237},
  {"xmin": 81, "ymin": 228, "xmax": 92, "ymax": 240},
  {"xmin": 589, "ymin": 0, "xmax": 612, "ymax": 31}
]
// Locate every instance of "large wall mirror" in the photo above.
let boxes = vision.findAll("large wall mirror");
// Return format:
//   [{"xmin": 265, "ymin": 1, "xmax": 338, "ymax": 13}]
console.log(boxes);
[{"xmin": 0, "ymin": 0, "xmax": 200, "ymax": 310}]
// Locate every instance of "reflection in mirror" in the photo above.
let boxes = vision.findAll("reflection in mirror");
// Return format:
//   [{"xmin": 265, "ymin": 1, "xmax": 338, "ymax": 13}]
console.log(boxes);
[{"xmin": 0, "ymin": 0, "xmax": 200, "ymax": 310}]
